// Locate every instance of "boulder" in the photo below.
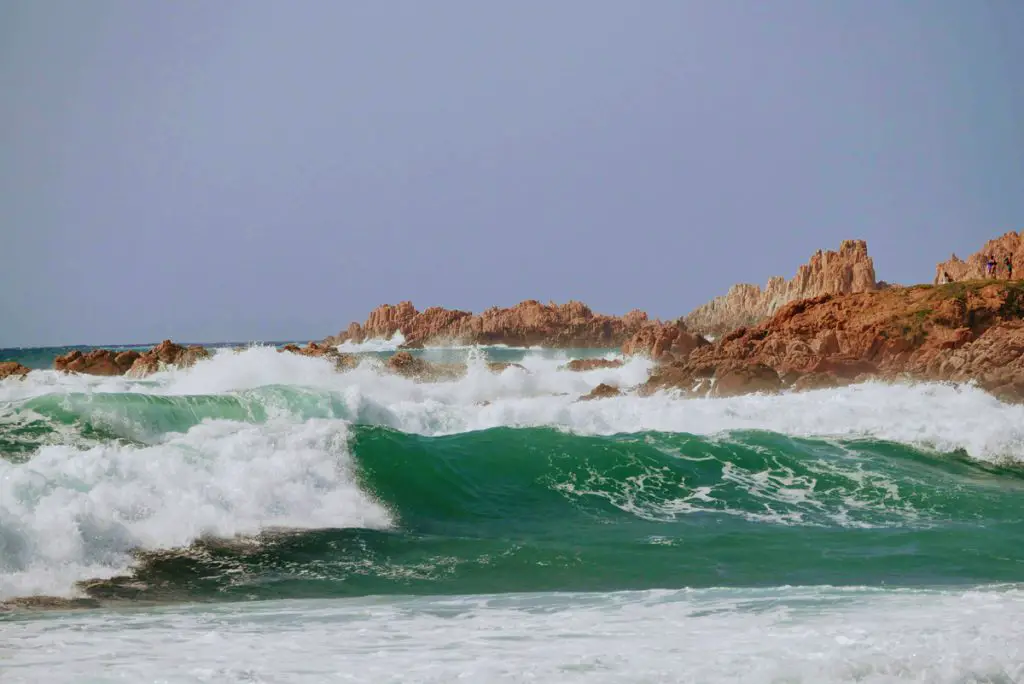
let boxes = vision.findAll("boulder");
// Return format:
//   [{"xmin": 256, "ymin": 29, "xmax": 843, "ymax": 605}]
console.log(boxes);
[{"xmin": 0, "ymin": 362, "xmax": 30, "ymax": 380}]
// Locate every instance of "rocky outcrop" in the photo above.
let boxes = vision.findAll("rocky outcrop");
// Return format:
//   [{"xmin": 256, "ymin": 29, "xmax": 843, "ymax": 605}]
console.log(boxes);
[
  {"xmin": 328, "ymin": 301, "xmax": 651, "ymax": 349},
  {"xmin": 55, "ymin": 349, "xmax": 140, "ymax": 376},
  {"xmin": 560, "ymin": 358, "xmax": 624, "ymax": 372},
  {"xmin": 384, "ymin": 352, "xmax": 465, "ymax": 381},
  {"xmin": 0, "ymin": 362, "xmax": 31, "ymax": 380},
  {"xmin": 683, "ymin": 240, "xmax": 880, "ymax": 337},
  {"xmin": 279, "ymin": 342, "xmax": 359, "ymax": 371},
  {"xmin": 55, "ymin": 341, "xmax": 208, "ymax": 377},
  {"xmin": 621, "ymin": 319, "xmax": 709, "ymax": 362},
  {"xmin": 642, "ymin": 281, "xmax": 1024, "ymax": 401},
  {"xmin": 126, "ymin": 341, "xmax": 209, "ymax": 377},
  {"xmin": 577, "ymin": 383, "xmax": 623, "ymax": 401},
  {"xmin": 934, "ymin": 231, "xmax": 1023, "ymax": 284}
]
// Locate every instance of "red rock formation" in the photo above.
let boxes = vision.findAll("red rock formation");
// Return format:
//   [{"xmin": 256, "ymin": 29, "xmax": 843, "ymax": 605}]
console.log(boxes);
[
  {"xmin": 684, "ymin": 240, "xmax": 880, "ymax": 337},
  {"xmin": 329, "ymin": 301, "xmax": 650, "ymax": 349},
  {"xmin": 55, "ymin": 341, "xmax": 208, "ymax": 377},
  {"xmin": 934, "ymin": 231, "xmax": 1023, "ymax": 284},
  {"xmin": 0, "ymin": 362, "xmax": 30, "ymax": 380},
  {"xmin": 279, "ymin": 342, "xmax": 359, "ymax": 371},
  {"xmin": 127, "ymin": 341, "xmax": 209, "ymax": 377},
  {"xmin": 643, "ymin": 281, "xmax": 1024, "ymax": 401},
  {"xmin": 55, "ymin": 349, "xmax": 138, "ymax": 376},
  {"xmin": 621, "ymin": 319, "xmax": 709, "ymax": 361},
  {"xmin": 561, "ymin": 359, "xmax": 624, "ymax": 371},
  {"xmin": 577, "ymin": 383, "xmax": 623, "ymax": 401}
]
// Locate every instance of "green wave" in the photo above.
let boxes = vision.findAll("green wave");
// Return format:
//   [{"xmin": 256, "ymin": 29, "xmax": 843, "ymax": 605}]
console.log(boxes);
[
  {"xmin": 79, "ymin": 426, "xmax": 1024, "ymax": 603},
  {"xmin": 1, "ymin": 387, "xmax": 351, "ymax": 450}
]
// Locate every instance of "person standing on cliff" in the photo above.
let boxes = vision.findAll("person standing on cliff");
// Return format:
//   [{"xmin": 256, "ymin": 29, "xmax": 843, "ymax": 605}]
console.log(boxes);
[
  {"xmin": 986, "ymin": 255, "xmax": 997, "ymax": 278},
  {"xmin": 1005, "ymin": 256, "xmax": 1014, "ymax": 280}
]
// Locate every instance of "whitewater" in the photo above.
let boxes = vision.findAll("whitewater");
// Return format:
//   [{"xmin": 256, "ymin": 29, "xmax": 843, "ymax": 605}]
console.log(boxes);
[{"xmin": 2, "ymin": 343, "xmax": 1024, "ymax": 682}]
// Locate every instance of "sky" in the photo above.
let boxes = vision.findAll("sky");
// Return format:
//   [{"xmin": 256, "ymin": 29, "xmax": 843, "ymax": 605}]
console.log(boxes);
[{"xmin": 1, "ymin": 1, "xmax": 1022, "ymax": 346}]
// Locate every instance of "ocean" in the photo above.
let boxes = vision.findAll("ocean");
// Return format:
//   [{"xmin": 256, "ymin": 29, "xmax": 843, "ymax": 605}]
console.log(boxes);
[{"xmin": 2, "ymin": 341, "xmax": 1024, "ymax": 682}]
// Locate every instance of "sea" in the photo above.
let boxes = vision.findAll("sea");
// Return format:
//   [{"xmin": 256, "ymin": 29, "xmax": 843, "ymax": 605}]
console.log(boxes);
[{"xmin": 2, "ymin": 338, "xmax": 1024, "ymax": 683}]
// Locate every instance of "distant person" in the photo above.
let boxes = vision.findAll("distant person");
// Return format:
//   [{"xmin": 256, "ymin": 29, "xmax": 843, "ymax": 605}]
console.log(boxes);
[
  {"xmin": 986, "ymin": 255, "xmax": 997, "ymax": 278},
  {"xmin": 1006, "ymin": 256, "xmax": 1014, "ymax": 280},
  {"xmin": 942, "ymin": 271, "xmax": 953, "ymax": 284}
]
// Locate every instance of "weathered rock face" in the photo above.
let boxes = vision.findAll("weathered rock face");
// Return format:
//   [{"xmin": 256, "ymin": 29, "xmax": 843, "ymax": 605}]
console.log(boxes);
[
  {"xmin": 329, "ymin": 301, "xmax": 650, "ymax": 349},
  {"xmin": 55, "ymin": 341, "xmax": 208, "ymax": 377},
  {"xmin": 643, "ymin": 282, "xmax": 1024, "ymax": 402},
  {"xmin": 934, "ymin": 231, "xmax": 1023, "ymax": 284},
  {"xmin": 621, "ymin": 319, "xmax": 709, "ymax": 362},
  {"xmin": 683, "ymin": 240, "xmax": 880, "ymax": 337},
  {"xmin": 55, "ymin": 349, "xmax": 138, "ymax": 376},
  {"xmin": 0, "ymin": 362, "xmax": 31, "ymax": 380},
  {"xmin": 126, "ymin": 340, "xmax": 210, "ymax": 377}
]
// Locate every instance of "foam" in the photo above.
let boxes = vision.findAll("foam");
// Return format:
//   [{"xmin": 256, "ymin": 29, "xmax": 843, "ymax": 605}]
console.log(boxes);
[
  {"xmin": 337, "ymin": 332, "xmax": 407, "ymax": 353},
  {"xmin": 0, "ymin": 418, "xmax": 391, "ymax": 599},
  {"xmin": 4, "ymin": 585, "xmax": 1024, "ymax": 683},
  {"xmin": 5, "ymin": 346, "xmax": 1024, "ymax": 462}
]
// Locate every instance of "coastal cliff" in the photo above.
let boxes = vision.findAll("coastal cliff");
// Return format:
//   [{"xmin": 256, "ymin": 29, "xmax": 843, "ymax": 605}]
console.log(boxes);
[
  {"xmin": 683, "ymin": 240, "xmax": 880, "ymax": 337},
  {"xmin": 934, "ymin": 231, "xmax": 1023, "ymax": 283},
  {"xmin": 328, "ymin": 300, "xmax": 651, "ymax": 349},
  {"xmin": 641, "ymin": 281, "xmax": 1024, "ymax": 401}
]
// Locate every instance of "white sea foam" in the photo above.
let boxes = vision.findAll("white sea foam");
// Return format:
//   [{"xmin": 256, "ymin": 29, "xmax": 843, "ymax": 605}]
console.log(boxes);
[
  {"xmin": 4, "ymin": 585, "xmax": 1024, "ymax": 683},
  {"xmin": 336, "ymin": 331, "xmax": 407, "ymax": 352},
  {"xmin": 5, "ymin": 345, "xmax": 1024, "ymax": 462},
  {"xmin": 0, "ymin": 418, "xmax": 391, "ymax": 599}
]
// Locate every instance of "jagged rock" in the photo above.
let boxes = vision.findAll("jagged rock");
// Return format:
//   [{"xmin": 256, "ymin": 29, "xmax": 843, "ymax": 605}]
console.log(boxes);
[
  {"xmin": 934, "ymin": 231, "xmax": 1023, "ymax": 284},
  {"xmin": 560, "ymin": 358, "xmax": 624, "ymax": 371},
  {"xmin": 577, "ymin": 383, "xmax": 623, "ymax": 401},
  {"xmin": 684, "ymin": 240, "xmax": 881, "ymax": 337},
  {"xmin": 327, "ymin": 300, "xmax": 650, "ymax": 349},
  {"xmin": 0, "ymin": 362, "xmax": 30, "ymax": 380},
  {"xmin": 621, "ymin": 319, "xmax": 709, "ymax": 361},
  {"xmin": 641, "ymin": 281, "xmax": 1024, "ymax": 403},
  {"xmin": 127, "ymin": 340, "xmax": 209, "ymax": 377},
  {"xmin": 55, "ymin": 349, "xmax": 136, "ymax": 376}
]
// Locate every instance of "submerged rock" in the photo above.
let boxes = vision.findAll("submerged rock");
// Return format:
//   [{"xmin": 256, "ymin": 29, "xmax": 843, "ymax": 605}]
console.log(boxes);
[
  {"xmin": 560, "ymin": 358, "xmax": 624, "ymax": 372},
  {"xmin": 577, "ymin": 383, "xmax": 623, "ymax": 401},
  {"xmin": 385, "ymin": 351, "xmax": 465, "ymax": 381}
]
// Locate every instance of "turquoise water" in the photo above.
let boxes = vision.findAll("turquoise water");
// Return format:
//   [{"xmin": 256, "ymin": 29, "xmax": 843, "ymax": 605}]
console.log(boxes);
[{"xmin": 2, "ymin": 343, "xmax": 1023, "ymax": 681}]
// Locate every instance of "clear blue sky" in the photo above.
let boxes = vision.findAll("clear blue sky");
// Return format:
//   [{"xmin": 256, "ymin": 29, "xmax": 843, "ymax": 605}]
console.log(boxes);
[{"xmin": 2, "ymin": 1, "xmax": 1021, "ymax": 346}]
